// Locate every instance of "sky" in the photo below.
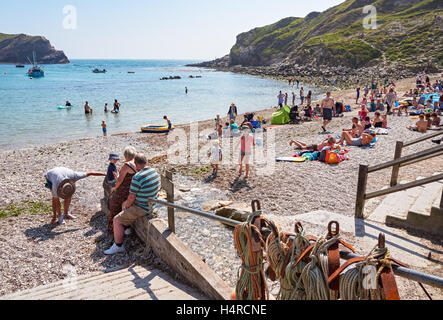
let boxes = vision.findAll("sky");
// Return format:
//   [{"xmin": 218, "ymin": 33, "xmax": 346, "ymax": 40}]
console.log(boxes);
[{"xmin": 0, "ymin": 0, "xmax": 345, "ymax": 60}]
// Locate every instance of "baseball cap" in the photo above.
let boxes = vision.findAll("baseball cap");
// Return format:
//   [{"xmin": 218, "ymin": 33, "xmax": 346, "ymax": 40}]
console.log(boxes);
[{"xmin": 109, "ymin": 153, "xmax": 120, "ymax": 160}]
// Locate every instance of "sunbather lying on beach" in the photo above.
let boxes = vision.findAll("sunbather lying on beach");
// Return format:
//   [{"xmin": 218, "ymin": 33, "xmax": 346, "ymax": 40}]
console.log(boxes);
[
  {"xmin": 290, "ymin": 136, "xmax": 336, "ymax": 151},
  {"xmin": 337, "ymin": 132, "xmax": 376, "ymax": 147}
]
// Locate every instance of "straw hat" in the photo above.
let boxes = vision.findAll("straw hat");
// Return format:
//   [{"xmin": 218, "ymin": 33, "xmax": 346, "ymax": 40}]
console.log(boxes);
[{"xmin": 57, "ymin": 179, "xmax": 76, "ymax": 199}]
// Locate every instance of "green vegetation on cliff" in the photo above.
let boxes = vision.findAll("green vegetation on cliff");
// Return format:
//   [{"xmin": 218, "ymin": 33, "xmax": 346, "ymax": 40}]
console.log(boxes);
[{"xmin": 227, "ymin": 0, "xmax": 442, "ymax": 70}]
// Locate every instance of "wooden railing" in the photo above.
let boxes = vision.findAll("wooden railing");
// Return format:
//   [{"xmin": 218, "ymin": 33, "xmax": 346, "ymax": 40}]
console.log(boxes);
[
  {"xmin": 150, "ymin": 173, "xmax": 443, "ymax": 290},
  {"xmin": 355, "ymin": 131, "xmax": 443, "ymax": 219}
]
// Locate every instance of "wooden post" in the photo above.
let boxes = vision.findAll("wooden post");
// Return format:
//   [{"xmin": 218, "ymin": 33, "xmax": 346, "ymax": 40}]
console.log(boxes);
[
  {"xmin": 355, "ymin": 164, "xmax": 369, "ymax": 219},
  {"xmin": 163, "ymin": 170, "xmax": 175, "ymax": 233},
  {"xmin": 390, "ymin": 141, "xmax": 403, "ymax": 187}
]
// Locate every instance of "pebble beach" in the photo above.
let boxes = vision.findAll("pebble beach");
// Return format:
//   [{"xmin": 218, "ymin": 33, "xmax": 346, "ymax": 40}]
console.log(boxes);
[{"xmin": 0, "ymin": 75, "xmax": 442, "ymax": 299}]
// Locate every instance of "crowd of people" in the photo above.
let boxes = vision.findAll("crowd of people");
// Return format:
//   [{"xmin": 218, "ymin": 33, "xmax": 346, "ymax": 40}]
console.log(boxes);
[
  {"xmin": 44, "ymin": 147, "xmax": 161, "ymax": 256},
  {"xmin": 42, "ymin": 74, "xmax": 442, "ymax": 259}
]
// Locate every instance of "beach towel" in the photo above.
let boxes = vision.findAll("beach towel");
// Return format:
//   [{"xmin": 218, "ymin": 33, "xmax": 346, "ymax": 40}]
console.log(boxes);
[
  {"xmin": 374, "ymin": 128, "xmax": 389, "ymax": 135},
  {"xmin": 361, "ymin": 137, "xmax": 378, "ymax": 149},
  {"xmin": 276, "ymin": 157, "xmax": 306, "ymax": 163}
]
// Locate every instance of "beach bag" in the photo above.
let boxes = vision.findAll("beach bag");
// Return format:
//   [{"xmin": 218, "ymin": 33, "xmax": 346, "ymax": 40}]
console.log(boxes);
[
  {"xmin": 319, "ymin": 147, "xmax": 331, "ymax": 162},
  {"xmin": 325, "ymin": 151, "xmax": 340, "ymax": 164}
]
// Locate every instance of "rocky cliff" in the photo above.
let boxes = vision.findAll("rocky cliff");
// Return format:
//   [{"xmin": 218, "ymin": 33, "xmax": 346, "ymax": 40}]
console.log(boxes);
[
  {"xmin": 191, "ymin": 0, "xmax": 442, "ymax": 81},
  {"xmin": 0, "ymin": 33, "xmax": 69, "ymax": 64}
]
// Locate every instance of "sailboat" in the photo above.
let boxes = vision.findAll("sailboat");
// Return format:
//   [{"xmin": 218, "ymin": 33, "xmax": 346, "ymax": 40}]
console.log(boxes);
[{"xmin": 26, "ymin": 52, "xmax": 44, "ymax": 78}]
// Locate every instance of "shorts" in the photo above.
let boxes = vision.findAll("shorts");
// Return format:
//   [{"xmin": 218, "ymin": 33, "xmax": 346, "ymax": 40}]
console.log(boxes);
[
  {"xmin": 239, "ymin": 152, "xmax": 251, "ymax": 164},
  {"xmin": 102, "ymin": 128, "xmax": 107, "ymax": 133},
  {"xmin": 351, "ymin": 137, "xmax": 363, "ymax": 147},
  {"xmin": 306, "ymin": 144, "xmax": 318, "ymax": 151},
  {"xmin": 115, "ymin": 205, "xmax": 158, "ymax": 226},
  {"xmin": 323, "ymin": 108, "xmax": 333, "ymax": 121}
]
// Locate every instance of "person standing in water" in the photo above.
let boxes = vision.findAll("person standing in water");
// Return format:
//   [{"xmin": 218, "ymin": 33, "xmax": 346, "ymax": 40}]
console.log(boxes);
[
  {"xmin": 185, "ymin": 87, "xmax": 188, "ymax": 94},
  {"xmin": 85, "ymin": 101, "xmax": 93, "ymax": 114},
  {"xmin": 104, "ymin": 103, "xmax": 108, "ymax": 113},
  {"xmin": 300, "ymin": 87, "xmax": 305, "ymax": 105},
  {"xmin": 113, "ymin": 99, "xmax": 121, "ymax": 113}
]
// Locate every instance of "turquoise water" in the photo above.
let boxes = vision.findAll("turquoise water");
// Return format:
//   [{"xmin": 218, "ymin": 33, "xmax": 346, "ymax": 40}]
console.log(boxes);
[{"xmin": 0, "ymin": 60, "xmax": 319, "ymax": 150}]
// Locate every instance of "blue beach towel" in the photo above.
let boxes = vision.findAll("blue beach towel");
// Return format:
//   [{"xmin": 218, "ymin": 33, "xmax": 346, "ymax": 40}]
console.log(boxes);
[{"xmin": 361, "ymin": 137, "xmax": 378, "ymax": 149}]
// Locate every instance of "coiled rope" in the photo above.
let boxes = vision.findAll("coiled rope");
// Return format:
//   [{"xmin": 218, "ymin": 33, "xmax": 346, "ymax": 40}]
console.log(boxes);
[
  {"xmin": 265, "ymin": 223, "xmax": 312, "ymax": 300},
  {"xmin": 294, "ymin": 235, "xmax": 340, "ymax": 300},
  {"xmin": 338, "ymin": 245, "xmax": 390, "ymax": 300},
  {"xmin": 233, "ymin": 210, "xmax": 268, "ymax": 300}
]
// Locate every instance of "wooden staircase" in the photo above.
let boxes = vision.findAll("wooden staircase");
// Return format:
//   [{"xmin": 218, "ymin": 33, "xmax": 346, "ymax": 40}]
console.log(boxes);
[
  {"xmin": 0, "ymin": 265, "xmax": 208, "ymax": 300},
  {"xmin": 367, "ymin": 174, "xmax": 443, "ymax": 237}
]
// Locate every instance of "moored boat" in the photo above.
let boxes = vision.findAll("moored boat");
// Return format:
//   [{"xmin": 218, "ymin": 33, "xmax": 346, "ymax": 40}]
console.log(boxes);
[{"xmin": 26, "ymin": 52, "xmax": 44, "ymax": 78}]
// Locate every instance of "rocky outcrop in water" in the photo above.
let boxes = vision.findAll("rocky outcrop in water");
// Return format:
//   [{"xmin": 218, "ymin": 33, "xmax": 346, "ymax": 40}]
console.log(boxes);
[{"xmin": 0, "ymin": 33, "xmax": 69, "ymax": 64}]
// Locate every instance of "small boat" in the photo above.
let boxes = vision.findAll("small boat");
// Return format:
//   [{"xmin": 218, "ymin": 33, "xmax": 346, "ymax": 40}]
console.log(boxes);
[
  {"xmin": 26, "ymin": 52, "xmax": 44, "ymax": 78},
  {"xmin": 128, "ymin": 71, "xmax": 135, "ymax": 74},
  {"xmin": 16, "ymin": 64, "xmax": 25, "ymax": 68},
  {"xmin": 141, "ymin": 125, "xmax": 175, "ymax": 133},
  {"xmin": 92, "ymin": 68, "xmax": 107, "ymax": 73}
]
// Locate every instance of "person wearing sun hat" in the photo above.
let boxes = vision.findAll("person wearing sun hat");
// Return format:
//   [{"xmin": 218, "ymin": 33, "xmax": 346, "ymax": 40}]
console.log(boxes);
[
  {"xmin": 103, "ymin": 153, "xmax": 120, "ymax": 204},
  {"xmin": 45, "ymin": 167, "xmax": 106, "ymax": 225}
]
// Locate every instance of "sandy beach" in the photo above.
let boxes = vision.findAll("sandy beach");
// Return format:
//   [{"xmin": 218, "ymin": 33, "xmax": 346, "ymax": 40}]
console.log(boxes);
[{"xmin": 1, "ymin": 74, "xmax": 442, "ymax": 299}]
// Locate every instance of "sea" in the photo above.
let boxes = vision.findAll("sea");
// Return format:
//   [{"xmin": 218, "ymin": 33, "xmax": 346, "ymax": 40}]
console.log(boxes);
[{"xmin": 0, "ymin": 59, "xmax": 320, "ymax": 150}]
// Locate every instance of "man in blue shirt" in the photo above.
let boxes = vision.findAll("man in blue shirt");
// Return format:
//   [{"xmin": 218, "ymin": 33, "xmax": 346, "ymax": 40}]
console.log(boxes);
[{"xmin": 105, "ymin": 153, "xmax": 160, "ymax": 255}]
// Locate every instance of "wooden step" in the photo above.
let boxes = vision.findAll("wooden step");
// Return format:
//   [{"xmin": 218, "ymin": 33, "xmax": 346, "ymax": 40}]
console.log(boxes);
[
  {"xmin": 367, "ymin": 181, "xmax": 423, "ymax": 224},
  {"xmin": 1, "ymin": 265, "xmax": 208, "ymax": 300},
  {"xmin": 408, "ymin": 176, "xmax": 443, "ymax": 216}
]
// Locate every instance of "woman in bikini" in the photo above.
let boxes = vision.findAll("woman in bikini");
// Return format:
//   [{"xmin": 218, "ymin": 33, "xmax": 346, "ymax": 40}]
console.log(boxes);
[{"xmin": 290, "ymin": 136, "xmax": 336, "ymax": 151}]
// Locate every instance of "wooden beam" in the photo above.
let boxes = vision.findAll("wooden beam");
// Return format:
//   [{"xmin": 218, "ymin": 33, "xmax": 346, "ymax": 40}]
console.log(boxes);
[
  {"xmin": 133, "ymin": 218, "xmax": 233, "ymax": 300},
  {"xmin": 164, "ymin": 170, "xmax": 175, "ymax": 233},
  {"xmin": 368, "ymin": 145, "xmax": 443, "ymax": 173},
  {"xmin": 403, "ymin": 131, "xmax": 443, "ymax": 147},
  {"xmin": 355, "ymin": 164, "xmax": 369, "ymax": 219},
  {"xmin": 390, "ymin": 141, "xmax": 403, "ymax": 187},
  {"xmin": 365, "ymin": 173, "xmax": 443, "ymax": 200}
]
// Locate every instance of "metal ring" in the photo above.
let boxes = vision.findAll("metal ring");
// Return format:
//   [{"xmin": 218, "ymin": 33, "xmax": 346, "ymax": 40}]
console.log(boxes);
[
  {"xmin": 378, "ymin": 233, "xmax": 386, "ymax": 248},
  {"xmin": 328, "ymin": 221, "xmax": 340, "ymax": 237},
  {"xmin": 251, "ymin": 200, "xmax": 261, "ymax": 212}
]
